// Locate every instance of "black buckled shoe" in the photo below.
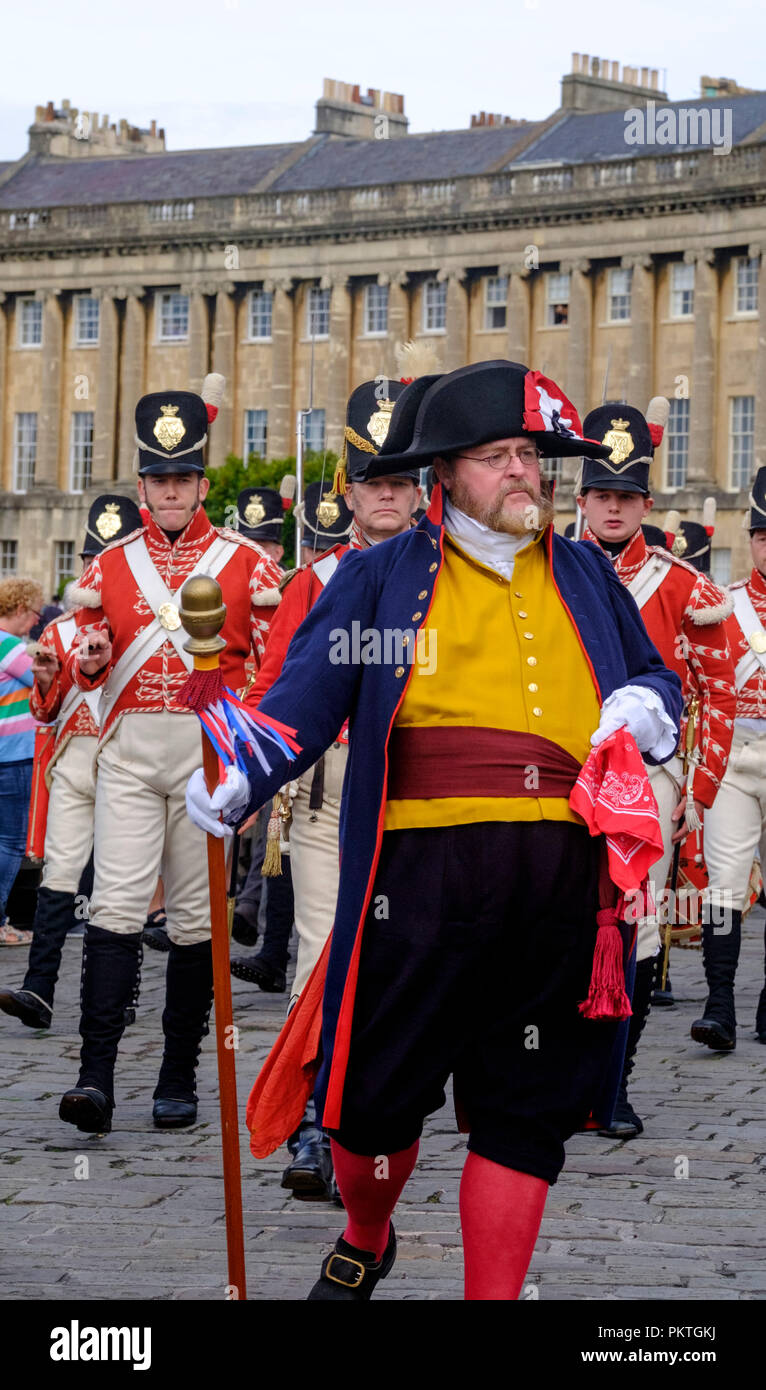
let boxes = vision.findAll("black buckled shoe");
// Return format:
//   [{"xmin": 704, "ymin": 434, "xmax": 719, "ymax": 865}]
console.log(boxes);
[
  {"xmin": 230, "ymin": 955, "xmax": 286, "ymax": 992},
  {"xmin": 598, "ymin": 1096, "xmax": 644, "ymax": 1140},
  {"xmin": 307, "ymin": 1224, "xmax": 396, "ymax": 1301},
  {"xmin": 0, "ymin": 987, "xmax": 52, "ymax": 1029},
  {"xmin": 59, "ymin": 1086, "xmax": 113, "ymax": 1134},
  {"xmin": 282, "ymin": 1132, "xmax": 334, "ymax": 1200},
  {"xmin": 690, "ymin": 1014, "xmax": 736, "ymax": 1051},
  {"xmin": 142, "ymin": 912, "xmax": 170, "ymax": 953},
  {"xmin": 152, "ymin": 1097, "xmax": 198, "ymax": 1128}
]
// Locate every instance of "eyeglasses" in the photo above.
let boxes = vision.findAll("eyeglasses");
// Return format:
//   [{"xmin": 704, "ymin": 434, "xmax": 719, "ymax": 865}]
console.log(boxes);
[{"xmin": 453, "ymin": 446, "xmax": 541, "ymax": 470}]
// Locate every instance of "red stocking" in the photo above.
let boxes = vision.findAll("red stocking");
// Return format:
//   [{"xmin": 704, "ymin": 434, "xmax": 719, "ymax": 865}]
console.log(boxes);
[
  {"xmin": 460, "ymin": 1151, "xmax": 548, "ymax": 1300},
  {"xmin": 330, "ymin": 1139, "xmax": 419, "ymax": 1260}
]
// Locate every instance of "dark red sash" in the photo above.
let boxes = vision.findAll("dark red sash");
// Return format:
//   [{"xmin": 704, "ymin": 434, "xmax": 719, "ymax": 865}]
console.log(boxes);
[{"xmin": 387, "ymin": 725, "xmax": 581, "ymax": 800}]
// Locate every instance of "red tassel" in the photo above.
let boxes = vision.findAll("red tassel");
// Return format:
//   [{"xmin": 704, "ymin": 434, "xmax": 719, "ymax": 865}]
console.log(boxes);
[
  {"xmin": 177, "ymin": 666, "xmax": 225, "ymax": 712},
  {"xmin": 579, "ymin": 907, "xmax": 632, "ymax": 1021},
  {"xmin": 206, "ymin": 403, "xmax": 218, "ymax": 423},
  {"xmin": 648, "ymin": 423, "xmax": 664, "ymax": 446}
]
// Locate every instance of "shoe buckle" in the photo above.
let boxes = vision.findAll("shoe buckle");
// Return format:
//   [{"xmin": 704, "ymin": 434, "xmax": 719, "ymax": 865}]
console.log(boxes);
[{"xmin": 324, "ymin": 1253, "xmax": 366, "ymax": 1289}]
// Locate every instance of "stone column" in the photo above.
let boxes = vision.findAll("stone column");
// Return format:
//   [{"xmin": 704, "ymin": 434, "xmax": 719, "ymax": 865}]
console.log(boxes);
[
  {"xmin": 0, "ymin": 294, "xmax": 6, "ymax": 490},
  {"xmin": 622, "ymin": 254, "xmax": 654, "ymax": 407},
  {"xmin": 687, "ymin": 248, "xmax": 718, "ymax": 485},
  {"xmin": 209, "ymin": 284, "xmax": 235, "ymax": 469},
  {"xmin": 269, "ymin": 278, "xmax": 294, "ymax": 458},
  {"xmin": 326, "ymin": 275, "xmax": 352, "ymax": 455},
  {"xmin": 385, "ymin": 271, "xmax": 410, "ymax": 349},
  {"xmin": 186, "ymin": 287, "xmax": 211, "ymax": 392},
  {"xmin": 37, "ymin": 289, "xmax": 64, "ymax": 486},
  {"xmin": 506, "ymin": 269, "xmax": 531, "ymax": 365},
  {"xmin": 440, "ymin": 267, "xmax": 468, "ymax": 372},
  {"xmin": 117, "ymin": 290, "xmax": 146, "ymax": 479},
  {"xmin": 92, "ymin": 289, "xmax": 119, "ymax": 483},
  {"xmin": 751, "ymin": 246, "xmax": 766, "ymax": 473},
  {"xmin": 562, "ymin": 259, "xmax": 593, "ymax": 416}
]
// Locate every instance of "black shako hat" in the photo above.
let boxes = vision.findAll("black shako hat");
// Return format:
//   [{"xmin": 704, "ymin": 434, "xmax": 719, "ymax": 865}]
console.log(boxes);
[
  {"xmin": 672, "ymin": 521, "xmax": 711, "ymax": 572},
  {"xmin": 135, "ymin": 375, "xmax": 224, "ymax": 476},
  {"xmin": 331, "ymin": 378, "xmax": 413, "ymax": 493},
  {"xmin": 749, "ymin": 466, "xmax": 766, "ymax": 532},
  {"xmin": 370, "ymin": 360, "xmax": 611, "ymax": 472},
  {"xmin": 82, "ymin": 494, "xmax": 144, "ymax": 557},
  {"xmin": 299, "ymin": 481, "xmax": 353, "ymax": 552},
  {"xmin": 580, "ymin": 398, "xmax": 669, "ymax": 496},
  {"xmin": 236, "ymin": 488, "xmax": 284, "ymax": 542}
]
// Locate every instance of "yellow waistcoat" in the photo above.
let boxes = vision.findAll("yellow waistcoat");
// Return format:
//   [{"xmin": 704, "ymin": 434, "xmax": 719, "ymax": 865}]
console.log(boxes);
[{"xmin": 384, "ymin": 532, "xmax": 601, "ymax": 831}]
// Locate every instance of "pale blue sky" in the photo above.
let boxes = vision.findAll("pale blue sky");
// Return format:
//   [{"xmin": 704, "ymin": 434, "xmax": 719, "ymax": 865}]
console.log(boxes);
[{"xmin": 0, "ymin": 0, "xmax": 762, "ymax": 160}]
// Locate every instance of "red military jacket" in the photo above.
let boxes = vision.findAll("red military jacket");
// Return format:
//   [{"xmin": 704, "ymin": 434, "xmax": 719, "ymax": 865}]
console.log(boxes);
[
  {"xmin": 584, "ymin": 525, "xmax": 736, "ymax": 808},
  {"xmin": 247, "ymin": 520, "xmax": 366, "ymax": 730},
  {"xmin": 30, "ymin": 611, "xmax": 99, "ymax": 759},
  {"xmin": 725, "ymin": 567, "xmax": 766, "ymax": 718},
  {"xmin": 65, "ymin": 507, "xmax": 283, "ymax": 746}
]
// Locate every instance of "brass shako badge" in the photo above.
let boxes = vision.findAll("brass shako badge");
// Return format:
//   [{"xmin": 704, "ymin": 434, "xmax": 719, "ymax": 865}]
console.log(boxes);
[
  {"xmin": 367, "ymin": 399, "xmax": 395, "ymax": 449},
  {"xmin": 244, "ymin": 495, "xmax": 266, "ymax": 527},
  {"xmin": 153, "ymin": 405, "xmax": 187, "ymax": 452},
  {"xmin": 95, "ymin": 502, "xmax": 122, "ymax": 541},
  {"xmin": 317, "ymin": 491, "xmax": 341, "ymax": 528},
  {"xmin": 602, "ymin": 419, "xmax": 634, "ymax": 466}
]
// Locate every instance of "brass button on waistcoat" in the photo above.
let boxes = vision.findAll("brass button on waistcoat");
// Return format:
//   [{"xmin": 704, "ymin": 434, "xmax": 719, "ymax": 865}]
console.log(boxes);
[
  {"xmin": 523, "ymin": 632, "xmax": 534, "ymax": 640},
  {"xmin": 528, "ymin": 683, "xmax": 538, "ymax": 693},
  {"xmin": 532, "ymin": 707, "xmax": 543, "ymax": 717},
  {"xmin": 518, "ymin": 610, "xmax": 528, "ymax": 619},
  {"xmin": 527, "ymin": 656, "xmax": 537, "ymax": 666}
]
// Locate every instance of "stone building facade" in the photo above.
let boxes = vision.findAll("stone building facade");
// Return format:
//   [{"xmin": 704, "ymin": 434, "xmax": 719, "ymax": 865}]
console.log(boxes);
[{"xmin": 2, "ymin": 62, "xmax": 766, "ymax": 591}]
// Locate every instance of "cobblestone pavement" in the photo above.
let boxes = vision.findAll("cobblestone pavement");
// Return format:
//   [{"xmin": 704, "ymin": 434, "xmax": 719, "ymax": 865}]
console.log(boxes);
[{"xmin": 1, "ymin": 910, "xmax": 765, "ymax": 1302}]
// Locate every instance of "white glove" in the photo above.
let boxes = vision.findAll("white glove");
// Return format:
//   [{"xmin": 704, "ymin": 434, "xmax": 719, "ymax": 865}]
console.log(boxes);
[
  {"xmin": 185, "ymin": 764, "xmax": 251, "ymax": 839},
  {"xmin": 591, "ymin": 685, "xmax": 677, "ymax": 761}
]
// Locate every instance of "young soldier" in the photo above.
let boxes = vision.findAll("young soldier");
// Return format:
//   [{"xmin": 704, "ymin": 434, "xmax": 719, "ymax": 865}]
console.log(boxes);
[
  {"xmin": 188, "ymin": 360, "xmax": 682, "ymax": 1300},
  {"xmin": 0, "ymin": 496, "xmax": 142, "ymax": 1029},
  {"xmin": 695, "ymin": 467, "xmax": 766, "ymax": 1049},
  {"xmin": 576, "ymin": 400, "xmax": 735, "ymax": 1131},
  {"xmin": 58, "ymin": 377, "xmax": 283, "ymax": 1135}
]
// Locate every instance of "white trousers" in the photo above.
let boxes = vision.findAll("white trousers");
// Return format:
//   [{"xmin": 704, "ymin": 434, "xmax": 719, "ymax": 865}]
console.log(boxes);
[
  {"xmin": 703, "ymin": 727, "xmax": 766, "ymax": 911},
  {"xmin": 288, "ymin": 742, "xmax": 347, "ymax": 999},
  {"xmin": 90, "ymin": 711, "xmax": 211, "ymax": 945},
  {"xmin": 635, "ymin": 756, "xmax": 683, "ymax": 961},
  {"xmin": 42, "ymin": 735, "xmax": 98, "ymax": 894}
]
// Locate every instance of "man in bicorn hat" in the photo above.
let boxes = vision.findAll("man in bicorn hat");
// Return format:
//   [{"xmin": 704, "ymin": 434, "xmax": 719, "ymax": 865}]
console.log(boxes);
[
  {"xmin": 188, "ymin": 360, "xmax": 681, "ymax": 1300},
  {"xmin": 57, "ymin": 376, "xmax": 283, "ymax": 1136},
  {"xmin": 0, "ymin": 496, "xmax": 143, "ymax": 1031},
  {"xmin": 696, "ymin": 466, "xmax": 766, "ymax": 1050},
  {"xmin": 576, "ymin": 399, "xmax": 735, "ymax": 1133},
  {"xmin": 243, "ymin": 378, "xmax": 422, "ymax": 1200}
]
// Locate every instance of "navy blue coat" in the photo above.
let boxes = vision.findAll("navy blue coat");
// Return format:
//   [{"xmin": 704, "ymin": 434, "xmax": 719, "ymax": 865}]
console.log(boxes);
[{"xmin": 244, "ymin": 497, "xmax": 682, "ymax": 1128}]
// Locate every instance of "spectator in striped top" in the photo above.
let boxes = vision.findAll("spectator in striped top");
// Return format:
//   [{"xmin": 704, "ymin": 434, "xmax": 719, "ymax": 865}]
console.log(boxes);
[{"xmin": 0, "ymin": 578, "xmax": 44, "ymax": 945}]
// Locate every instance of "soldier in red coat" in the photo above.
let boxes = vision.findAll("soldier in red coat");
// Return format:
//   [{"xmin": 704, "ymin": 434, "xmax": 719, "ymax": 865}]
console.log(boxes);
[
  {"xmin": 57, "ymin": 377, "xmax": 282, "ymax": 1136},
  {"xmin": 576, "ymin": 398, "xmax": 735, "ymax": 1132},
  {"xmin": 695, "ymin": 466, "xmax": 766, "ymax": 1049}
]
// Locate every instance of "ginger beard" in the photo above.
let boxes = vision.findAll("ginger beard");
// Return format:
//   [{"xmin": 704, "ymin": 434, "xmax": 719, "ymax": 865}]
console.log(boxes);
[{"xmin": 447, "ymin": 470, "xmax": 555, "ymax": 536}]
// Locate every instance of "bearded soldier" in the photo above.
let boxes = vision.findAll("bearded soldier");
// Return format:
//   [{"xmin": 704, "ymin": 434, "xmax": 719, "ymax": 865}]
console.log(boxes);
[
  {"xmin": 576, "ymin": 400, "xmax": 735, "ymax": 1133},
  {"xmin": 58, "ymin": 376, "xmax": 282, "ymax": 1135},
  {"xmin": 0, "ymin": 496, "xmax": 142, "ymax": 1031},
  {"xmin": 188, "ymin": 360, "xmax": 681, "ymax": 1300}
]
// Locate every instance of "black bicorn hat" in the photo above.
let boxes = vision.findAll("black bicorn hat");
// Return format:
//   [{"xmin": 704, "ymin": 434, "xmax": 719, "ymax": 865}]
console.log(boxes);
[
  {"xmin": 82, "ymin": 494, "xmax": 144, "ymax": 557},
  {"xmin": 372, "ymin": 360, "xmax": 612, "ymax": 472},
  {"xmin": 236, "ymin": 487, "xmax": 284, "ymax": 542},
  {"xmin": 134, "ymin": 374, "xmax": 224, "ymax": 476},
  {"xmin": 331, "ymin": 378, "xmax": 412, "ymax": 493},
  {"xmin": 749, "ymin": 466, "xmax": 766, "ymax": 532},
  {"xmin": 580, "ymin": 397, "xmax": 669, "ymax": 495},
  {"xmin": 299, "ymin": 480, "xmax": 353, "ymax": 552}
]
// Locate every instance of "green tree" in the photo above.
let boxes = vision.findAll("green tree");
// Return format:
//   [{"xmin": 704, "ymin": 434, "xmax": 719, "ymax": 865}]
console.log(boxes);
[{"xmin": 205, "ymin": 450, "xmax": 339, "ymax": 568}]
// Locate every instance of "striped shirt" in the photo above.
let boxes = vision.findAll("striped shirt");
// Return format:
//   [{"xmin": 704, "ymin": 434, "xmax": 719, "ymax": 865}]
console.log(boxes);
[{"xmin": 0, "ymin": 628, "xmax": 35, "ymax": 762}]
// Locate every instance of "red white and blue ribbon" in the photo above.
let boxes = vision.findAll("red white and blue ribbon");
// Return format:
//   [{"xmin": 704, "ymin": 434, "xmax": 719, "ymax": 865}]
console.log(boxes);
[{"xmin": 194, "ymin": 686, "xmax": 301, "ymax": 779}]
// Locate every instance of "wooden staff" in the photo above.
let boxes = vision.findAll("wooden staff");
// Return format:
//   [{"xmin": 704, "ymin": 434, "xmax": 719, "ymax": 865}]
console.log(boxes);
[{"xmin": 179, "ymin": 575, "xmax": 247, "ymax": 1301}]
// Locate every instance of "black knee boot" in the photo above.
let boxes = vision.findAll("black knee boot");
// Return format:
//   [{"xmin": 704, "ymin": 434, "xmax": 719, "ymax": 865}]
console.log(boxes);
[
  {"xmin": 59, "ymin": 924, "xmax": 143, "ymax": 1133},
  {"xmin": 282, "ymin": 1095, "xmax": 334, "ymax": 1199},
  {"xmin": 691, "ymin": 907, "xmax": 741, "ymax": 1051},
  {"xmin": 153, "ymin": 939, "xmax": 213, "ymax": 1128},
  {"xmin": 599, "ymin": 955, "xmax": 656, "ymax": 1139},
  {"xmin": 755, "ymin": 917, "xmax": 766, "ymax": 1043},
  {"xmin": 0, "ymin": 887, "xmax": 76, "ymax": 1028}
]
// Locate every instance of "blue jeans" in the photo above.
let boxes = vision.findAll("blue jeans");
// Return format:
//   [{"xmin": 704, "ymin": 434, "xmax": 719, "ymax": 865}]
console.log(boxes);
[{"xmin": 0, "ymin": 759, "xmax": 33, "ymax": 920}]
